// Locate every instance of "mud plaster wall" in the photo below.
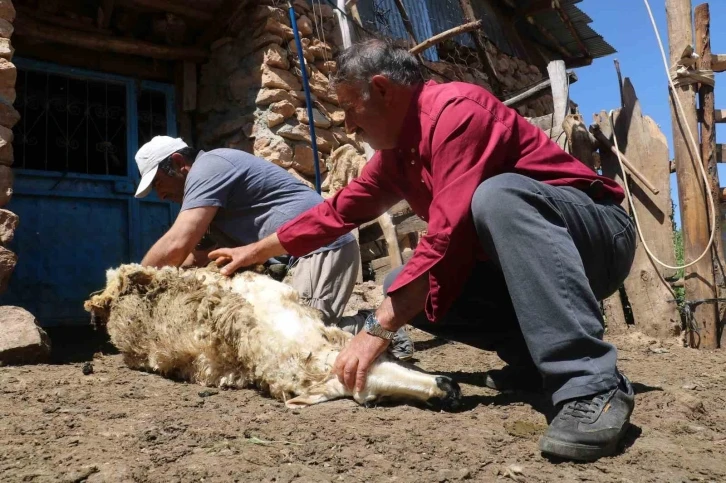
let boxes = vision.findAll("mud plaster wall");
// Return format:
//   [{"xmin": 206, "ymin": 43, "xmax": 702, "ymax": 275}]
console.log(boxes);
[{"xmin": 196, "ymin": 0, "xmax": 553, "ymax": 194}]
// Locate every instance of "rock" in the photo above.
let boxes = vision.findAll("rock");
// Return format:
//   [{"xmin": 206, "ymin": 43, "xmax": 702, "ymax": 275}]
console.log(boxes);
[
  {"xmin": 309, "ymin": 39, "xmax": 332, "ymax": 60},
  {"xmin": 270, "ymin": 100, "xmax": 296, "ymax": 119},
  {"xmin": 261, "ymin": 66, "xmax": 302, "ymax": 91},
  {"xmin": 0, "ymin": 1, "xmax": 14, "ymax": 22},
  {"xmin": 0, "ymin": 58, "xmax": 15, "ymax": 103},
  {"xmin": 0, "ymin": 18, "xmax": 12, "ymax": 39},
  {"xmin": 82, "ymin": 362, "xmax": 94, "ymax": 375},
  {"xmin": 251, "ymin": 33, "xmax": 284, "ymax": 52},
  {"xmin": 317, "ymin": 101, "xmax": 344, "ymax": 125},
  {"xmin": 315, "ymin": 60, "xmax": 337, "ymax": 76},
  {"xmin": 289, "ymin": 90, "xmax": 310, "ymax": 104},
  {"xmin": 296, "ymin": 107, "xmax": 332, "ymax": 129},
  {"xmin": 0, "ymin": 208, "xmax": 18, "ymax": 244},
  {"xmin": 263, "ymin": 17, "xmax": 294, "ymax": 40},
  {"xmin": 0, "ymin": 244, "xmax": 14, "ymax": 292},
  {"xmin": 0, "ymin": 165, "xmax": 12, "ymax": 206},
  {"xmin": 316, "ymin": 3, "xmax": 335, "ymax": 19},
  {"xmin": 287, "ymin": 167, "xmax": 316, "ymax": 190},
  {"xmin": 292, "ymin": 0, "xmax": 311, "ymax": 15},
  {"xmin": 288, "ymin": 38, "xmax": 314, "ymax": 63},
  {"xmin": 206, "ymin": 117, "xmax": 247, "ymax": 143},
  {"xmin": 277, "ymin": 123, "xmax": 337, "ymax": 153},
  {"xmin": 257, "ymin": 43, "xmax": 289, "ymax": 70},
  {"xmin": 255, "ymin": 88, "xmax": 300, "ymax": 107},
  {"xmin": 0, "ymin": 38, "xmax": 13, "ymax": 61},
  {"xmin": 529, "ymin": 64, "xmax": 541, "ymax": 75},
  {"xmin": 0, "ymin": 97, "xmax": 19, "ymax": 128},
  {"xmin": 308, "ymin": 68, "xmax": 337, "ymax": 104},
  {"xmin": 267, "ymin": 112, "xmax": 286, "ymax": 128},
  {"xmin": 229, "ymin": 68, "xmax": 262, "ymax": 101},
  {"xmin": 330, "ymin": 126, "xmax": 360, "ymax": 151},
  {"xmin": 290, "ymin": 57, "xmax": 312, "ymax": 77},
  {"xmin": 0, "ymin": 306, "xmax": 51, "ymax": 365},
  {"xmin": 253, "ymin": 5, "xmax": 290, "ymax": 25},
  {"xmin": 297, "ymin": 15, "xmax": 314, "ymax": 36},
  {"xmin": 198, "ymin": 389, "xmax": 219, "ymax": 398},
  {"xmin": 292, "ymin": 144, "xmax": 326, "ymax": 176},
  {"xmin": 0, "ymin": 124, "xmax": 11, "ymax": 165},
  {"xmin": 210, "ymin": 37, "xmax": 234, "ymax": 51},
  {"xmin": 254, "ymin": 135, "xmax": 293, "ymax": 168},
  {"xmin": 322, "ymin": 144, "xmax": 366, "ymax": 195}
]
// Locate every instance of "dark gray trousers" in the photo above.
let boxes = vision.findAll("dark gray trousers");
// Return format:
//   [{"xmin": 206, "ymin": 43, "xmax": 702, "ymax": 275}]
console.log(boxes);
[{"xmin": 384, "ymin": 173, "xmax": 636, "ymax": 405}]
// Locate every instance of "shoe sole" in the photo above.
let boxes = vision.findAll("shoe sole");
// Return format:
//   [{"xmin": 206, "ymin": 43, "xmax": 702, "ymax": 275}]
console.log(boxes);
[{"xmin": 539, "ymin": 424, "xmax": 629, "ymax": 462}]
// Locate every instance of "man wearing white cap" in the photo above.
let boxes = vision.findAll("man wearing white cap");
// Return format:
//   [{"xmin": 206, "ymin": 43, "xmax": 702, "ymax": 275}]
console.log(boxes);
[{"xmin": 132, "ymin": 136, "xmax": 413, "ymax": 359}]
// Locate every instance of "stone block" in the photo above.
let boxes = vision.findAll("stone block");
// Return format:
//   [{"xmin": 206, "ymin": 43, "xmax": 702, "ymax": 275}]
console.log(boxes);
[
  {"xmin": 0, "ymin": 164, "xmax": 11, "ymax": 206},
  {"xmin": 308, "ymin": 68, "xmax": 337, "ymax": 104},
  {"xmin": 292, "ymin": 144, "xmax": 326, "ymax": 176},
  {"xmin": 269, "ymin": 100, "xmax": 296, "ymax": 119},
  {"xmin": 258, "ymin": 43, "xmax": 289, "ymax": 70},
  {"xmin": 0, "ymin": 97, "xmax": 19, "ymax": 129},
  {"xmin": 0, "ymin": 1, "xmax": 15, "ymax": 23},
  {"xmin": 263, "ymin": 17, "xmax": 294, "ymax": 40},
  {"xmin": 254, "ymin": 135, "xmax": 293, "ymax": 168},
  {"xmin": 0, "ymin": 245, "xmax": 15, "ymax": 293},
  {"xmin": 0, "ymin": 306, "xmax": 51, "ymax": 365},
  {"xmin": 261, "ymin": 66, "xmax": 302, "ymax": 91},
  {"xmin": 330, "ymin": 126, "xmax": 361, "ymax": 151},
  {"xmin": 0, "ymin": 38, "xmax": 13, "ymax": 60},
  {"xmin": 230, "ymin": 69, "xmax": 262, "ymax": 101},
  {"xmin": 267, "ymin": 112, "xmax": 286, "ymax": 128},
  {"xmin": 0, "ymin": 124, "xmax": 12, "ymax": 166},
  {"xmin": 315, "ymin": 60, "xmax": 337, "ymax": 76},
  {"xmin": 296, "ymin": 107, "xmax": 331, "ymax": 129},
  {"xmin": 309, "ymin": 39, "xmax": 332, "ymax": 61},
  {"xmin": 253, "ymin": 5, "xmax": 290, "ymax": 26},
  {"xmin": 0, "ymin": 208, "xmax": 17, "ymax": 245},
  {"xmin": 317, "ymin": 101, "xmax": 344, "ymax": 126},
  {"xmin": 251, "ymin": 33, "xmax": 284, "ymax": 52},
  {"xmin": 0, "ymin": 18, "xmax": 12, "ymax": 39},
  {"xmin": 287, "ymin": 167, "xmax": 315, "ymax": 190},
  {"xmin": 288, "ymin": 38, "xmax": 314, "ymax": 63},
  {"xmin": 255, "ymin": 88, "xmax": 302, "ymax": 107},
  {"xmin": 0, "ymin": 58, "xmax": 15, "ymax": 103},
  {"xmin": 277, "ymin": 123, "xmax": 338, "ymax": 153},
  {"xmin": 297, "ymin": 15, "xmax": 313, "ymax": 36}
]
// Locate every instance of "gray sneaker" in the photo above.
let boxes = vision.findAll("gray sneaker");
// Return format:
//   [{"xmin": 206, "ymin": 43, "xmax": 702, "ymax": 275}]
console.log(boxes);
[
  {"xmin": 539, "ymin": 373, "xmax": 635, "ymax": 461},
  {"xmin": 337, "ymin": 310, "xmax": 414, "ymax": 361}
]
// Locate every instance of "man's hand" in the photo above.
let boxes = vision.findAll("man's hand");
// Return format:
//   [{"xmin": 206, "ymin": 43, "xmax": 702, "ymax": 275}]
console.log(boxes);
[
  {"xmin": 332, "ymin": 331, "xmax": 391, "ymax": 393},
  {"xmin": 208, "ymin": 245, "xmax": 261, "ymax": 276},
  {"xmin": 208, "ymin": 233, "xmax": 287, "ymax": 276}
]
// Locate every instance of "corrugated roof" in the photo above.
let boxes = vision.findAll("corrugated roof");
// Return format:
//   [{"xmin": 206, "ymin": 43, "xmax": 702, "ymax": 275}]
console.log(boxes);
[{"xmin": 516, "ymin": 0, "xmax": 616, "ymax": 65}]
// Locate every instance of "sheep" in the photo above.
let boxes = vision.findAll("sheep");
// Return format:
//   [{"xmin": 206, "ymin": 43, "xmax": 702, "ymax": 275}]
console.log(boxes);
[{"xmin": 84, "ymin": 263, "xmax": 462, "ymax": 410}]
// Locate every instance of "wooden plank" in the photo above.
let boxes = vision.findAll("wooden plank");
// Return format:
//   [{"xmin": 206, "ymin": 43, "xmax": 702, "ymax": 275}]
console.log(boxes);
[
  {"xmin": 696, "ymin": 4, "xmax": 726, "ymax": 345},
  {"xmin": 547, "ymin": 60, "xmax": 568, "ymax": 149},
  {"xmin": 182, "ymin": 62, "xmax": 196, "ymax": 112},
  {"xmin": 359, "ymin": 213, "xmax": 427, "ymax": 244},
  {"xmin": 594, "ymin": 79, "xmax": 681, "ymax": 339},
  {"xmin": 666, "ymin": 0, "xmax": 718, "ymax": 348},
  {"xmin": 14, "ymin": 16, "xmax": 208, "ymax": 62},
  {"xmin": 503, "ymin": 70, "xmax": 577, "ymax": 108},
  {"xmin": 563, "ymin": 113, "xmax": 595, "ymax": 171}
]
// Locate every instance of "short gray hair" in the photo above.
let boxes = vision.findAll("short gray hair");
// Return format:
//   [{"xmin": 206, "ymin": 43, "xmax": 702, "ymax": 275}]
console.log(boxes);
[{"xmin": 332, "ymin": 39, "xmax": 423, "ymax": 96}]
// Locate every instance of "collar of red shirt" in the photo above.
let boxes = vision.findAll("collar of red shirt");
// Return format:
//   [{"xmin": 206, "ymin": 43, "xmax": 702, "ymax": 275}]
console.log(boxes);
[{"xmin": 389, "ymin": 81, "xmax": 431, "ymax": 158}]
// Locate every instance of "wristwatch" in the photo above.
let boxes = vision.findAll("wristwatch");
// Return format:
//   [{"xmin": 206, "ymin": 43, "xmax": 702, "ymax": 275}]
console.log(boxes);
[{"xmin": 363, "ymin": 312, "xmax": 397, "ymax": 340}]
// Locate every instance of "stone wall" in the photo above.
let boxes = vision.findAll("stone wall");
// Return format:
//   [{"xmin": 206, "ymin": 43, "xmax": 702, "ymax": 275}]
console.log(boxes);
[
  {"xmin": 196, "ymin": 0, "xmax": 367, "ymax": 197},
  {"xmin": 0, "ymin": 0, "xmax": 17, "ymax": 295}
]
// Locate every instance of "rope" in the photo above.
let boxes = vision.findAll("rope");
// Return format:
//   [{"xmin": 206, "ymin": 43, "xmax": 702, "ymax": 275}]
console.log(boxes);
[{"xmin": 612, "ymin": 0, "xmax": 718, "ymax": 272}]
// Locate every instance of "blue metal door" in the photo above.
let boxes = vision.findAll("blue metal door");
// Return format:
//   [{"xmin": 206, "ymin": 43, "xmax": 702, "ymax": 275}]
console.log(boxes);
[{"xmin": 0, "ymin": 58, "xmax": 179, "ymax": 326}]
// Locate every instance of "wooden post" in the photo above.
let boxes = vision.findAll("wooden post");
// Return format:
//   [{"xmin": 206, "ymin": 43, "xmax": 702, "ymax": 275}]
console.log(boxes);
[
  {"xmin": 548, "ymin": 60, "xmax": 568, "ymax": 149},
  {"xmin": 666, "ymin": 0, "xmax": 719, "ymax": 348},
  {"xmin": 457, "ymin": 0, "xmax": 502, "ymax": 95},
  {"xmin": 695, "ymin": 3, "xmax": 725, "ymax": 347}
]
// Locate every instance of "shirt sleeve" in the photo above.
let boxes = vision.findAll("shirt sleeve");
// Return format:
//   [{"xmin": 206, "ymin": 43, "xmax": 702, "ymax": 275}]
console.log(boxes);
[
  {"xmin": 277, "ymin": 152, "xmax": 403, "ymax": 256},
  {"xmin": 387, "ymin": 97, "xmax": 513, "ymax": 321},
  {"xmin": 181, "ymin": 154, "xmax": 237, "ymax": 212}
]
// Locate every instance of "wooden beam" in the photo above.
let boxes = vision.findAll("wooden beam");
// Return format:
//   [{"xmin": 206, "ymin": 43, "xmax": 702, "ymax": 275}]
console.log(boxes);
[
  {"xmin": 458, "ymin": 0, "xmax": 503, "ymax": 95},
  {"xmin": 666, "ymin": 0, "xmax": 718, "ymax": 349},
  {"xmin": 502, "ymin": 70, "xmax": 577, "ymax": 107},
  {"xmin": 409, "ymin": 20, "xmax": 482, "ymax": 55},
  {"xmin": 717, "ymin": 144, "xmax": 725, "ymax": 162},
  {"xmin": 548, "ymin": 60, "xmax": 568, "ymax": 149},
  {"xmin": 527, "ymin": 15, "xmax": 574, "ymax": 59},
  {"xmin": 554, "ymin": 3, "xmax": 590, "ymax": 58},
  {"xmin": 698, "ymin": 108, "xmax": 726, "ymax": 123},
  {"xmin": 116, "ymin": 0, "xmax": 213, "ymax": 22},
  {"xmin": 712, "ymin": 53, "xmax": 726, "ymax": 73},
  {"xmin": 14, "ymin": 16, "xmax": 208, "ymax": 62},
  {"xmin": 16, "ymin": 7, "xmax": 112, "ymax": 35},
  {"xmin": 696, "ymin": 3, "xmax": 726, "ymax": 345}
]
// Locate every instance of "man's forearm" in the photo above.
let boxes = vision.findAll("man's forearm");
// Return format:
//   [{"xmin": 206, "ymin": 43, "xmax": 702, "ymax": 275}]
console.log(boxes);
[
  {"xmin": 375, "ymin": 273, "xmax": 429, "ymax": 332},
  {"xmin": 141, "ymin": 236, "xmax": 190, "ymax": 268}
]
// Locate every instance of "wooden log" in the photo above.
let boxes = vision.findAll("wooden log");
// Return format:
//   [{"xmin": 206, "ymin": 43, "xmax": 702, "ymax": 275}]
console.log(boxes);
[
  {"xmin": 666, "ymin": 0, "xmax": 718, "ymax": 348},
  {"xmin": 359, "ymin": 212, "xmax": 427, "ymax": 245},
  {"xmin": 14, "ymin": 16, "xmax": 208, "ymax": 62},
  {"xmin": 696, "ymin": 4, "xmax": 726, "ymax": 345},
  {"xmin": 116, "ymin": 0, "xmax": 213, "ymax": 22},
  {"xmin": 594, "ymin": 88, "xmax": 681, "ymax": 339},
  {"xmin": 603, "ymin": 290, "xmax": 629, "ymax": 335},
  {"xmin": 458, "ymin": 0, "xmax": 502, "ymax": 95},
  {"xmin": 15, "ymin": 7, "xmax": 112, "ymax": 35},
  {"xmin": 409, "ymin": 20, "xmax": 482, "ymax": 55},
  {"xmin": 502, "ymin": 70, "xmax": 578, "ymax": 108},
  {"xmin": 563, "ymin": 114, "xmax": 595, "ymax": 171},
  {"xmin": 526, "ymin": 15, "xmax": 573, "ymax": 59}
]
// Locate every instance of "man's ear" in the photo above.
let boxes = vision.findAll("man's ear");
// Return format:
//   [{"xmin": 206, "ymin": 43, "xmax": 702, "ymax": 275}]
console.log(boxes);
[
  {"xmin": 170, "ymin": 152, "xmax": 188, "ymax": 173},
  {"xmin": 370, "ymin": 75, "xmax": 392, "ymax": 103}
]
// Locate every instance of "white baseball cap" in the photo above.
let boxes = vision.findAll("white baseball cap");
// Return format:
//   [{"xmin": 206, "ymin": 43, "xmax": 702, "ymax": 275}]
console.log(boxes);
[{"xmin": 134, "ymin": 136, "xmax": 189, "ymax": 198}]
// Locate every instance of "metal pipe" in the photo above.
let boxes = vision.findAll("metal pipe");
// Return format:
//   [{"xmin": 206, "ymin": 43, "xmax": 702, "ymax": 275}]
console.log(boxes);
[{"xmin": 288, "ymin": 2, "xmax": 322, "ymax": 194}]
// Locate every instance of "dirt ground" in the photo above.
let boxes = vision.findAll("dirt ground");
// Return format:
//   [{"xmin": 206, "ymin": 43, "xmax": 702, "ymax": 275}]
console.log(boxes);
[{"xmin": 1, "ymin": 282, "xmax": 726, "ymax": 483}]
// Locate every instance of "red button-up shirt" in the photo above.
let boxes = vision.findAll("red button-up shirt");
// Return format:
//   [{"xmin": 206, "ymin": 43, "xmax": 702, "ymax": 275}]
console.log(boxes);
[{"xmin": 277, "ymin": 80, "xmax": 624, "ymax": 322}]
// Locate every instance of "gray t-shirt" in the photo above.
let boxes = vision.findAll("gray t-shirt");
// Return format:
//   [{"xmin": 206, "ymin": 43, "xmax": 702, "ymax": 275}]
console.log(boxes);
[{"xmin": 181, "ymin": 148, "xmax": 354, "ymax": 256}]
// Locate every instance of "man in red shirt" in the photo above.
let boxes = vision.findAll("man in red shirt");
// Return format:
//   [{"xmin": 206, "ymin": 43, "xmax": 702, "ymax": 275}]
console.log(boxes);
[{"xmin": 209, "ymin": 40, "xmax": 636, "ymax": 461}]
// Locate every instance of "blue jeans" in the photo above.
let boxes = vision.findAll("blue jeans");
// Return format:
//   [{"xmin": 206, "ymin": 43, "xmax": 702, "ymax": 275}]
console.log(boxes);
[{"xmin": 383, "ymin": 173, "xmax": 636, "ymax": 405}]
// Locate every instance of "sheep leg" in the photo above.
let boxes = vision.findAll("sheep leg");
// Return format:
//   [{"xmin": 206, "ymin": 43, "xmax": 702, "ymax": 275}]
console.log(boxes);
[{"xmin": 285, "ymin": 355, "xmax": 461, "ymax": 410}]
